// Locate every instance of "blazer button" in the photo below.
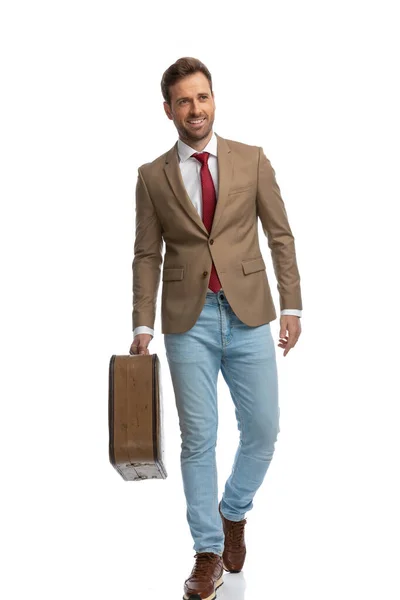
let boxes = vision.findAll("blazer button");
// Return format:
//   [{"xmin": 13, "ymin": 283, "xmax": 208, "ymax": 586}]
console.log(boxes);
[
  {"xmin": 210, "ymin": 239, "xmax": 214, "ymax": 245},
  {"xmin": 203, "ymin": 271, "xmax": 208, "ymax": 277}
]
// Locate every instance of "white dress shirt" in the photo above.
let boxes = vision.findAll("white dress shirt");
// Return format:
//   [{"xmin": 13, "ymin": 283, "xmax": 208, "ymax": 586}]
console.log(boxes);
[{"xmin": 134, "ymin": 132, "xmax": 302, "ymax": 339}]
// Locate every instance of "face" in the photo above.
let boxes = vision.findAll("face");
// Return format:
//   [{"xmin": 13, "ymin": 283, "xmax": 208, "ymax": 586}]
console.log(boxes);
[{"xmin": 163, "ymin": 71, "xmax": 216, "ymax": 149}]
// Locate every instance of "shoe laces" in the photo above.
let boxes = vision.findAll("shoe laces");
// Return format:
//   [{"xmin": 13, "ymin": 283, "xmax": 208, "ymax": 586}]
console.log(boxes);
[
  {"xmin": 192, "ymin": 552, "xmax": 219, "ymax": 576},
  {"xmin": 227, "ymin": 518, "xmax": 247, "ymax": 547}
]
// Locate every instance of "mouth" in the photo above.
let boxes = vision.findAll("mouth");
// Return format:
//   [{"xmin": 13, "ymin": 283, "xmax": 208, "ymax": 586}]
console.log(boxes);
[{"xmin": 187, "ymin": 117, "xmax": 206, "ymax": 128}]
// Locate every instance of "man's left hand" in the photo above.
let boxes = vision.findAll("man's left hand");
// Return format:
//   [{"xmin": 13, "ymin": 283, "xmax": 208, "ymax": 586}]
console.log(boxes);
[{"xmin": 278, "ymin": 315, "xmax": 301, "ymax": 357}]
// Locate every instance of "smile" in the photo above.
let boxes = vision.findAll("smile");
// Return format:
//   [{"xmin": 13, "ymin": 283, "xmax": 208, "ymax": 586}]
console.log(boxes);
[{"xmin": 188, "ymin": 118, "xmax": 206, "ymax": 126}]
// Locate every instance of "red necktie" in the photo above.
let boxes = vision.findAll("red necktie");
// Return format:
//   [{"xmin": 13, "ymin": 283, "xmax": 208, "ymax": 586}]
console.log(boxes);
[{"xmin": 192, "ymin": 151, "xmax": 222, "ymax": 292}]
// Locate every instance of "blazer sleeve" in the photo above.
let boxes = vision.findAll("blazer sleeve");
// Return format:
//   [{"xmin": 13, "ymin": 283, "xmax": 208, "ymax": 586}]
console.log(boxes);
[
  {"xmin": 132, "ymin": 166, "xmax": 163, "ymax": 332},
  {"xmin": 256, "ymin": 147, "xmax": 303, "ymax": 312}
]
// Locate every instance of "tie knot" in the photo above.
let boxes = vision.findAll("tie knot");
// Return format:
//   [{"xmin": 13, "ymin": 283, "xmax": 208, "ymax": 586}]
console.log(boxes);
[{"xmin": 191, "ymin": 151, "xmax": 209, "ymax": 166}]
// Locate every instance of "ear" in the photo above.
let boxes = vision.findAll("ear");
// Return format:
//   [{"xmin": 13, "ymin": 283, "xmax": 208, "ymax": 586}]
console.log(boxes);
[{"xmin": 163, "ymin": 101, "xmax": 173, "ymax": 120}]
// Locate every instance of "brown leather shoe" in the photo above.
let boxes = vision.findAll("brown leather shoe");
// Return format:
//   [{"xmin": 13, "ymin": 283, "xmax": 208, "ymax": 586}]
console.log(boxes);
[
  {"xmin": 183, "ymin": 551, "xmax": 224, "ymax": 600},
  {"xmin": 219, "ymin": 501, "xmax": 247, "ymax": 572}
]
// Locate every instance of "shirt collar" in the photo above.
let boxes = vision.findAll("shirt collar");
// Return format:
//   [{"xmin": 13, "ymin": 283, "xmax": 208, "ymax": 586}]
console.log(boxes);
[{"xmin": 177, "ymin": 130, "xmax": 217, "ymax": 163}]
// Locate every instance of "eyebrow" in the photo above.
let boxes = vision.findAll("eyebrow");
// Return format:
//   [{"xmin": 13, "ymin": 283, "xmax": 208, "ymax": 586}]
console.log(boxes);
[{"xmin": 176, "ymin": 93, "xmax": 210, "ymax": 103}]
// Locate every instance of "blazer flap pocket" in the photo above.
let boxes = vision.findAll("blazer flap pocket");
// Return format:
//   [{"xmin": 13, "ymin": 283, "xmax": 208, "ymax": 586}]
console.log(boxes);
[
  {"xmin": 242, "ymin": 256, "xmax": 266, "ymax": 275},
  {"xmin": 162, "ymin": 267, "xmax": 184, "ymax": 281}
]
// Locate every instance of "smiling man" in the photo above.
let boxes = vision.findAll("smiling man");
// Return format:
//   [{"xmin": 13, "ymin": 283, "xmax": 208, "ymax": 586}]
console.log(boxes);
[{"xmin": 129, "ymin": 57, "xmax": 302, "ymax": 600}]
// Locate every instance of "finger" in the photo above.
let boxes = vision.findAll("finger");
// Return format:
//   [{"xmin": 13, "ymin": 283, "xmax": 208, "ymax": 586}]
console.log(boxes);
[
  {"xmin": 283, "ymin": 338, "xmax": 296, "ymax": 356},
  {"xmin": 283, "ymin": 340, "xmax": 294, "ymax": 356}
]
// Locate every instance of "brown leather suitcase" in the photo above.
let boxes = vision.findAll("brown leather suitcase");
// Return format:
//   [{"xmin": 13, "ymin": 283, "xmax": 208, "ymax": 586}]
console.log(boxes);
[{"xmin": 108, "ymin": 353, "xmax": 167, "ymax": 481}]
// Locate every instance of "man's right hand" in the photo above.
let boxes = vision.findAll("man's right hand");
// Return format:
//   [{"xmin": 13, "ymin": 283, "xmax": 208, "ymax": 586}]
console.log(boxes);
[{"xmin": 129, "ymin": 333, "xmax": 153, "ymax": 355}]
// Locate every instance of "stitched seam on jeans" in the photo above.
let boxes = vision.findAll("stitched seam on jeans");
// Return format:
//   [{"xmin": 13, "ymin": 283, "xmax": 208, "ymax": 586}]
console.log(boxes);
[{"xmin": 221, "ymin": 359, "xmax": 245, "ymax": 468}]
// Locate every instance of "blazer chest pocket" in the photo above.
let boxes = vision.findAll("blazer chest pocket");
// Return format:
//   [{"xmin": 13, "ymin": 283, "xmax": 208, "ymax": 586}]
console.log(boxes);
[
  {"xmin": 228, "ymin": 184, "xmax": 254, "ymax": 196},
  {"xmin": 241, "ymin": 256, "xmax": 266, "ymax": 275},
  {"xmin": 162, "ymin": 267, "xmax": 184, "ymax": 281}
]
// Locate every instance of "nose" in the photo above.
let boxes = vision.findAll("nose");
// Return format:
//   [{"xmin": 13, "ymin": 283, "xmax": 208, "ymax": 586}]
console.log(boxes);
[{"xmin": 190, "ymin": 99, "xmax": 202, "ymax": 114}]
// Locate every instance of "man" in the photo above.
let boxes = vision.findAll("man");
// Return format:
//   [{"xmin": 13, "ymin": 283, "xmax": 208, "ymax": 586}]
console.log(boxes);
[{"xmin": 129, "ymin": 57, "xmax": 302, "ymax": 600}]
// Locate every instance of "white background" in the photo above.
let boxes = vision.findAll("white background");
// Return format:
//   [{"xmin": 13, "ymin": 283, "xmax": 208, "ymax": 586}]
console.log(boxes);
[{"xmin": 1, "ymin": 1, "xmax": 399, "ymax": 598}]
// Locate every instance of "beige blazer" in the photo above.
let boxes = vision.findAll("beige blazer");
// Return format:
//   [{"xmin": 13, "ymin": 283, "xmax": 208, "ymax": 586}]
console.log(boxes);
[{"xmin": 132, "ymin": 132, "xmax": 302, "ymax": 334}]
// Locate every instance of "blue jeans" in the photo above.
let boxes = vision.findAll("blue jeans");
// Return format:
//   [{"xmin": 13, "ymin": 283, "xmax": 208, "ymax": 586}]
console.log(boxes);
[{"xmin": 164, "ymin": 289, "xmax": 280, "ymax": 556}]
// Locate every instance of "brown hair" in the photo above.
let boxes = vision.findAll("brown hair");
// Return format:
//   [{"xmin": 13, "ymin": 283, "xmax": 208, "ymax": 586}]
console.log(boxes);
[{"xmin": 161, "ymin": 57, "xmax": 213, "ymax": 105}]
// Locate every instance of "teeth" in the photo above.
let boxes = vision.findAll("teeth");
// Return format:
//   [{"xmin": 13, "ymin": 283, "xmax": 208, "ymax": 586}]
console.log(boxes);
[{"xmin": 189, "ymin": 118, "xmax": 204, "ymax": 123}]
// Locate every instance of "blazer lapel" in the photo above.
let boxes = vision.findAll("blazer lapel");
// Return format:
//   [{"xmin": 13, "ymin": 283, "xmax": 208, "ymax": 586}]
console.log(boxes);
[{"xmin": 163, "ymin": 132, "xmax": 233, "ymax": 237}]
